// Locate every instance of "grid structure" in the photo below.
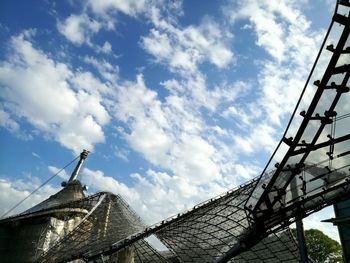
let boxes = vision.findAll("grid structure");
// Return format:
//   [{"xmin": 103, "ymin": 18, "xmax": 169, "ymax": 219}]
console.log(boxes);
[
  {"xmin": 35, "ymin": 179, "xmax": 303, "ymax": 263},
  {"xmin": 35, "ymin": 192, "xmax": 174, "ymax": 263},
  {"xmin": 233, "ymin": 230, "xmax": 300, "ymax": 263},
  {"xmin": 153, "ymin": 181, "xmax": 301, "ymax": 263}
]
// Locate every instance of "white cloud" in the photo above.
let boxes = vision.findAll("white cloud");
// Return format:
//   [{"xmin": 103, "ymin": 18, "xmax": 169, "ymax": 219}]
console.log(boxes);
[
  {"xmin": 88, "ymin": 0, "xmax": 147, "ymax": 17},
  {"xmin": 83, "ymin": 56, "xmax": 119, "ymax": 83},
  {"xmin": 233, "ymin": 163, "xmax": 261, "ymax": 179},
  {"xmin": 0, "ymin": 177, "xmax": 59, "ymax": 218},
  {"xmin": 161, "ymin": 74, "xmax": 249, "ymax": 113},
  {"xmin": 233, "ymin": 122, "xmax": 279, "ymax": 156},
  {"xmin": 57, "ymin": 14, "xmax": 102, "ymax": 45},
  {"xmin": 81, "ymin": 167, "xmax": 227, "ymax": 224},
  {"xmin": 141, "ymin": 14, "xmax": 234, "ymax": 75},
  {"xmin": 141, "ymin": 29, "xmax": 172, "ymax": 59},
  {"xmin": 56, "ymin": 0, "xmax": 152, "ymax": 49},
  {"xmin": 0, "ymin": 32, "xmax": 110, "ymax": 154},
  {"xmin": 48, "ymin": 166, "xmax": 70, "ymax": 181},
  {"xmin": 32, "ymin": 152, "xmax": 40, "ymax": 158},
  {"xmin": 99, "ymin": 41, "xmax": 112, "ymax": 53},
  {"xmin": 57, "ymin": 115, "xmax": 105, "ymax": 153},
  {"xmin": 225, "ymin": 0, "xmax": 323, "ymax": 125},
  {"xmin": 0, "ymin": 108, "xmax": 33, "ymax": 140},
  {"xmin": 82, "ymin": 168, "xmax": 140, "ymax": 207},
  {"xmin": 114, "ymin": 146, "xmax": 129, "ymax": 162},
  {"xmin": 0, "ymin": 109, "xmax": 20, "ymax": 132},
  {"xmin": 111, "ymin": 74, "xmax": 228, "ymax": 185},
  {"xmin": 101, "ymin": 70, "xmax": 268, "ymax": 226}
]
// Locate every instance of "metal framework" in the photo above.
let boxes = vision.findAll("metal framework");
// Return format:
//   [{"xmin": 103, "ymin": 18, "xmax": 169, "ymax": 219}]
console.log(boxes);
[
  {"xmin": 2, "ymin": 1, "xmax": 349, "ymax": 263},
  {"xmin": 36, "ymin": 179, "xmax": 303, "ymax": 263}
]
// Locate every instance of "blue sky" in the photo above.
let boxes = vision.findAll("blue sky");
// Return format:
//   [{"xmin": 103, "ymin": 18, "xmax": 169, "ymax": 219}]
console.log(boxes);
[{"xmin": 0, "ymin": 0, "xmax": 340, "ymax": 241}]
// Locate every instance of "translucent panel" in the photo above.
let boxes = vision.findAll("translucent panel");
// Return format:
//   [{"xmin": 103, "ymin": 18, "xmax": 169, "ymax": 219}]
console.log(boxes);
[
  {"xmin": 336, "ymin": 53, "xmax": 350, "ymax": 67},
  {"xmin": 246, "ymin": 1, "xmax": 350, "ymax": 225},
  {"xmin": 246, "ymin": 142, "xmax": 289, "ymax": 209},
  {"xmin": 337, "ymin": 2, "xmax": 350, "ymax": 15},
  {"xmin": 285, "ymin": 22, "xmax": 346, "ymax": 141}
]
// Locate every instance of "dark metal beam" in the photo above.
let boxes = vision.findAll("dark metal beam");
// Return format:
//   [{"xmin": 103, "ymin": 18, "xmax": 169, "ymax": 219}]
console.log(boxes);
[
  {"xmin": 291, "ymin": 134, "xmax": 350, "ymax": 156},
  {"xmin": 250, "ymin": 6, "xmax": 350, "ymax": 218},
  {"xmin": 296, "ymin": 219, "xmax": 309, "ymax": 263}
]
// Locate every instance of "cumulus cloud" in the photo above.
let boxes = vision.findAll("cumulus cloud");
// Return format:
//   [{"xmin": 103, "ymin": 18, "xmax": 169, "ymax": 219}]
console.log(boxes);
[
  {"xmin": 83, "ymin": 56, "xmax": 119, "ymax": 83},
  {"xmin": 114, "ymin": 146, "xmax": 129, "ymax": 162},
  {"xmin": 88, "ymin": 0, "xmax": 147, "ymax": 17},
  {"xmin": 97, "ymin": 70, "xmax": 263, "ymax": 223},
  {"xmin": 0, "ymin": 109, "xmax": 20, "ymax": 133},
  {"xmin": 56, "ymin": 0, "xmax": 152, "ymax": 48},
  {"xmin": 111, "ymin": 74, "xmax": 231, "ymax": 185},
  {"xmin": 98, "ymin": 41, "xmax": 112, "ymax": 54},
  {"xmin": 48, "ymin": 165, "xmax": 70, "ymax": 181},
  {"xmin": 57, "ymin": 14, "xmax": 102, "ymax": 45},
  {"xmin": 225, "ymin": 0, "xmax": 323, "ymax": 125},
  {"xmin": 81, "ymin": 167, "xmax": 227, "ymax": 224},
  {"xmin": 0, "ymin": 31, "xmax": 110, "ymax": 154},
  {"xmin": 0, "ymin": 176, "xmax": 59, "ymax": 218},
  {"xmin": 141, "ymin": 15, "xmax": 234, "ymax": 75}
]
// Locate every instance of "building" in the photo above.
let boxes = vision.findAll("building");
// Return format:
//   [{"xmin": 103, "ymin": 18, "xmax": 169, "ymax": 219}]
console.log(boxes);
[{"xmin": 0, "ymin": 150, "xmax": 161, "ymax": 263}]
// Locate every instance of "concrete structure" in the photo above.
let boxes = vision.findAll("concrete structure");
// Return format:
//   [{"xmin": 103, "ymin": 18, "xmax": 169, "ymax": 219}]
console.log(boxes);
[
  {"xmin": 0, "ymin": 151, "xmax": 89, "ymax": 262},
  {"xmin": 0, "ymin": 151, "xmax": 142, "ymax": 263}
]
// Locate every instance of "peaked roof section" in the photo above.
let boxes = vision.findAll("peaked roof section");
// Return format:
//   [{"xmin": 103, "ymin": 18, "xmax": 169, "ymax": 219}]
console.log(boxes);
[
  {"xmin": 0, "ymin": 180, "xmax": 87, "ymax": 223},
  {"xmin": 23, "ymin": 150, "xmax": 90, "ymax": 215},
  {"xmin": 23, "ymin": 180, "xmax": 86, "ymax": 215},
  {"xmin": 0, "ymin": 150, "xmax": 90, "ymax": 222}
]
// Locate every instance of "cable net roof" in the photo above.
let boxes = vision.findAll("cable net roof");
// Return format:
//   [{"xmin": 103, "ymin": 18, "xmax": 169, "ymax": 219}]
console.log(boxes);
[
  {"xmin": 36, "ymin": 181, "xmax": 301, "ymax": 263},
  {"xmin": 37, "ymin": 192, "xmax": 165, "ymax": 262}
]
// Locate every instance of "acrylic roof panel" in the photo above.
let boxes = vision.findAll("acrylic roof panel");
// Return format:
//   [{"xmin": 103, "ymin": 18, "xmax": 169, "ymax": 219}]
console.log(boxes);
[{"xmin": 245, "ymin": 1, "xmax": 350, "ymax": 228}]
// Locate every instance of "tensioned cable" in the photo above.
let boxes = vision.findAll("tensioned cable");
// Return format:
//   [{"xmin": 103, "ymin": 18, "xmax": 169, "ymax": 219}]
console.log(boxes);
[
  {"xmin": 335, "ymin": 112, "xmax": 350, "ymax": 121},
  {"xmin": 0, "ymin": 154, "xmax": 80, "ymax": 219}
]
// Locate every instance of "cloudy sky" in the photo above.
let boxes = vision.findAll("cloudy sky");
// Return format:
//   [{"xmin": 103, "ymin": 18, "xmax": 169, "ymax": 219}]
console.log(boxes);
[{"xmin": 0, "ymin": 0, "xmax": 340, "ymax": 242}]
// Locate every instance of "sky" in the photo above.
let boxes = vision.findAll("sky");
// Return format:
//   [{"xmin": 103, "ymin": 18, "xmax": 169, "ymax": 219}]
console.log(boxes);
[{"xmin": 0, "ymin": 0, "xmax": 341, "ymax": 243}]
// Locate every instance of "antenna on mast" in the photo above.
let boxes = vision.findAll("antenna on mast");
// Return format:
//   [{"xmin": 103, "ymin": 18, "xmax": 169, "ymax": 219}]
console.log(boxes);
[{"xmin": 68, "ymin": 150, "xmax": 90, "ymax": 183}]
